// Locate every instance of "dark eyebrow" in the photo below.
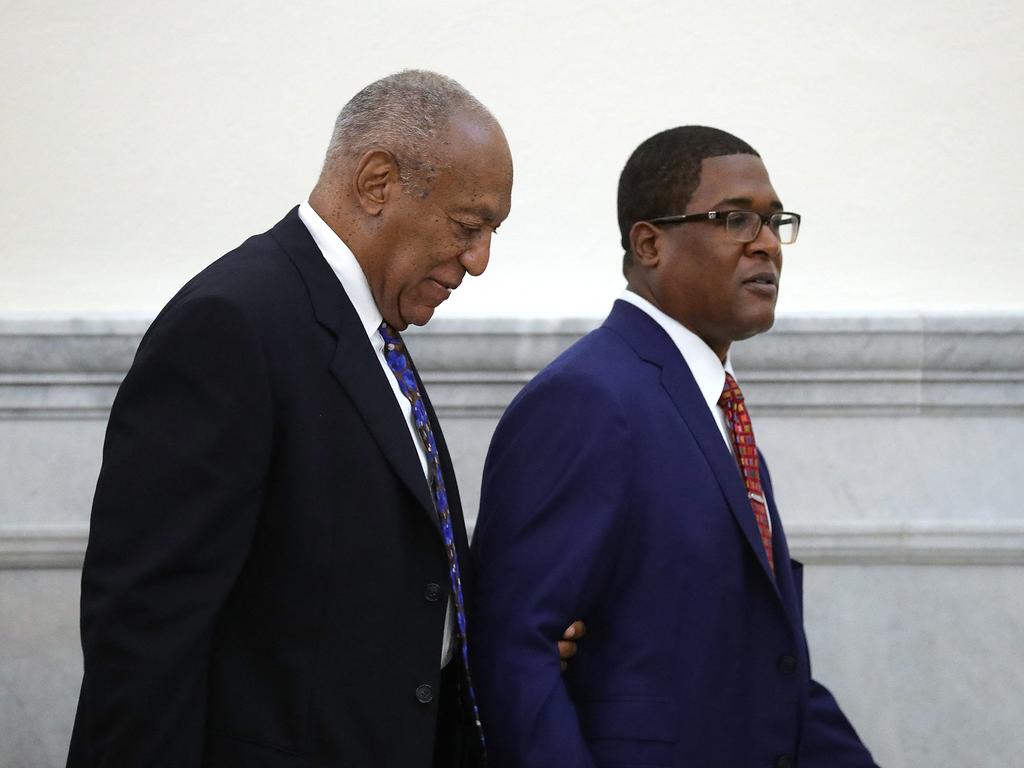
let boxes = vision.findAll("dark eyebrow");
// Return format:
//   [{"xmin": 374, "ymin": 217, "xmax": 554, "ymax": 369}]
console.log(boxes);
[{"xmin": 711, "ymin": 196, "xmax": 784, "ymax": 211}]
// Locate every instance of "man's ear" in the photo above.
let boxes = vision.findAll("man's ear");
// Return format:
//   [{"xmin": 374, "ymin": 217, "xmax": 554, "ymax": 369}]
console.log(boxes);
[
  {"xmin": 629, "ymin": 221, "xmax": 661, "ymax": 268},
  {"xmin": 353, "ymin": 149, "xmax": 400, "ymax": 216}
]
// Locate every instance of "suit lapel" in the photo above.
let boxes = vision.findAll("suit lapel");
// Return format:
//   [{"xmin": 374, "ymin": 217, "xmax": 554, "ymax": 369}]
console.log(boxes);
[
  {"xmin": 604, "ymin": 300, "xmax": 779, "ymax": 590},
  {"xmin": 327, "ymin": 330, "xmax": 439, "ymax": 527},
  {"xmin": 269, "ymin": 208, "xmax": 436, "ymax": 522},
  {"xmin": 759, "ymin": 459, "xmax": 802, "ymax": 628}
]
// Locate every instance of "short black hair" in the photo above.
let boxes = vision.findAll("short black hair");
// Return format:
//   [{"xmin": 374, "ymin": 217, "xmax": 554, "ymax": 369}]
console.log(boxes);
[{"xmin": 617, "ymin": 126, "xmax": 759, "ymax": 268}]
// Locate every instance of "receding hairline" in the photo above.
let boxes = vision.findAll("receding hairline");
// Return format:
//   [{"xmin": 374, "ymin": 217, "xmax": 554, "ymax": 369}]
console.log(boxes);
[{"xmin": 321, "ymin": 70, "xmax": 499, "ymax": 188}]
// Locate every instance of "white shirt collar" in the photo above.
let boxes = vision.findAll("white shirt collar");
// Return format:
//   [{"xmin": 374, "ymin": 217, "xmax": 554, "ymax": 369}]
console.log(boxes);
[
  {"xmin": 618, "ymin": 289, "xmax": 736, "ymax": 413},
  {"xmin": 297, "ymin": 200, "xmax": 383, "ymax": 343}
]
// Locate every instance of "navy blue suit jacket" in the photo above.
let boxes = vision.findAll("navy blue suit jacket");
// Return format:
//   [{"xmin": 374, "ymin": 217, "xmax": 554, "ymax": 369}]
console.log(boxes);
[{"xmin": 471, "ymin": 300, "xmax": 877, "ymax": 768}]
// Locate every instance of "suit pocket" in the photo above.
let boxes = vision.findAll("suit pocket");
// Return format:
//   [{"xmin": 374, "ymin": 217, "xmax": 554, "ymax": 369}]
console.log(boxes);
[{"xmin": 579, "ymin": 697, "xmax": 676, "ymax": 768}]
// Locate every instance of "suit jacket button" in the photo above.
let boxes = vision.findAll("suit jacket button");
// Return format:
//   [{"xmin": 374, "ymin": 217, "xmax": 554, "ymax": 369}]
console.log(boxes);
[
  {"xmin": 776, "ymin": 755, "xmax": 794, "ymax": 768},
  {"xmin": 415, "ymin": 684, "xmax": 434, "ymax": 704},
  {"xmin": 778, "ymin": 654, "xmax": 798, "ymax": 675},
  {"xmin": 424, "ymin": 583, "xmax": 442, "ymax": 602}
]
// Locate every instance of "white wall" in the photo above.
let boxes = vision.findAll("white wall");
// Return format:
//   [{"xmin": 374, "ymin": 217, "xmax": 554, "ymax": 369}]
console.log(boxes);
[{"xmin": 3, "ymin": 0, "xmax": 1023, "ymax": 317}]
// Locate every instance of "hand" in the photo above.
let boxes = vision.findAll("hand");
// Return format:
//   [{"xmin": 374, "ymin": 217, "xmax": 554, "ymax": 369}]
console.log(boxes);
[{"xmin": 558, "ymin": 620, "xmax": 586, "ymax": 671}]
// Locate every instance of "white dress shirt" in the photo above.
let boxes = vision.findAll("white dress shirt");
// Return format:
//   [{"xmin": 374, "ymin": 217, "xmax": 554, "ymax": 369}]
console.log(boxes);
[
  {"xmin": 618, "ymin": 290, "xmax": 771, "ymax": 531},
  {"xmin": 298, "ymin": 201, "xmax": 456, "ymax": 666}
]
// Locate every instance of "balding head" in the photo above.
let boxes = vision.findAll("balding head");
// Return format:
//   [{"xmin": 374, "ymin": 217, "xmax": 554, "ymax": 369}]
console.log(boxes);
[
  {"xmin": 309, "ymin": 70, "xmax": 512, "ymax": 331},
  {"xmin": 321, "ymin": 69, "xmax": 496, "ymax": 195}
]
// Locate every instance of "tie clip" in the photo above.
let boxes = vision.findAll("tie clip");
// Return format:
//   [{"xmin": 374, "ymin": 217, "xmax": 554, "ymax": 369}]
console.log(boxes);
[{"xmin": 747, "ymin": 492, "xmax": 766, "ymax": 505}]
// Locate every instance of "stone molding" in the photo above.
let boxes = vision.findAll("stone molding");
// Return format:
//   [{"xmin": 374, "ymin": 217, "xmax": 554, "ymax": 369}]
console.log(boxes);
[
  {"xmin": 3, "ymin": 521, "xmax": 1022, "ymax": 569},
  {"xmin": 0, "ymin": 525, "xmax": 88, "ymax": 568},
  {"xmin": 2, "ymin": 313, "xmax": 1024, "ymax": 419},
  {"xmin": 3, "ymin": 314, "xmax": 1023, "ymax": 570}
]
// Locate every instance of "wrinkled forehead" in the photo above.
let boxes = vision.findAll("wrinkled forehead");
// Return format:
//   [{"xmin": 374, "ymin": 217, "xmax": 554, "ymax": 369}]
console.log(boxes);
[
  {"xmin": 432, "ymin": 114, "xmax": 513, "ymax": 222},
  {"xmin": 688, "ymin": 154, "xmax": 782, "ymax": 212}
]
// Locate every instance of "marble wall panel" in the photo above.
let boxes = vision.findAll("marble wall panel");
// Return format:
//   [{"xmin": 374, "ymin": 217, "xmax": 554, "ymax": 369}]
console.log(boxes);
[
  {"xmin": 802, "ymin": 564, "xmax": 1024, "ymax": 768},
  {"xmin": 1, "ymin": 315, "xmax": 1022, "ymax": 767},
  {"xmin": 0, "ymin": 570, "xmax": 82, "ymax": 768}
]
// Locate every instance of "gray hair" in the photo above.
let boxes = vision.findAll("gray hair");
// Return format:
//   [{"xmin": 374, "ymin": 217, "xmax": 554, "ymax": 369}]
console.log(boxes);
[{"xmin": 324, "ymin": 69, "xmax": 493, "ymax": 192}]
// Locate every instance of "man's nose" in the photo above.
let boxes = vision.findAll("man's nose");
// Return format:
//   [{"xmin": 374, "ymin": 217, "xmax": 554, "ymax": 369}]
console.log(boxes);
[
  {"xmin": 459, "ymin": 230, "xmax": 492, "ymax": 277},
  {"xmin": 748, "ymin": 219, "xmax": 782, "ymax": 259}
]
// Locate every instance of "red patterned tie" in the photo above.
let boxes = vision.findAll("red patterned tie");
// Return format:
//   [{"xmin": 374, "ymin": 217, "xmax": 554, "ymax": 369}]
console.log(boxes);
[{"xmin": 718, "ymin": 372, "xmax": 775, "ymax": 576}]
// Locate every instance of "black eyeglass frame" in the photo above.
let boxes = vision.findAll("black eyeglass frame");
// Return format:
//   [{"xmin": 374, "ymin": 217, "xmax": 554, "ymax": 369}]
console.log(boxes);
[{"xmin": 645, "ymin": 210, "xmax": 802, "ymax": 244}]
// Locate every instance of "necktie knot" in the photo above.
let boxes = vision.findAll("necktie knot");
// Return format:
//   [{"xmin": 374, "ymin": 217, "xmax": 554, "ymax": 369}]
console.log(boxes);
[
  {"xmin": 379, "ymin": 321, "xmax": 401, "ymax": 350},
  {"xmin": 379, "ymin": 322, "xmax": 419, "ymax": 400},
  {"xmin": 718, "ymin": 371, "xmax": 745, "ymax": 409}
]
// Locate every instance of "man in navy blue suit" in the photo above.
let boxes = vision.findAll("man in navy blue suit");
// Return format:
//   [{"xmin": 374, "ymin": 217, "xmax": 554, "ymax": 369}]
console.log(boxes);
[{"xmin": 471, "ymin": 126, "xmax": 879, "ymax": 767}]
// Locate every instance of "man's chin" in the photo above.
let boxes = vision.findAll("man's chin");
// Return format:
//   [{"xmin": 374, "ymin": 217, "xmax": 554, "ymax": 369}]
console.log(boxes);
[
  {"xmin": 396, "ymin": 304, "xmax": 438, "ymax": 330},
  {"xmin": 733, "ymin": 310, "xmax": 776, "ymax": 342}
]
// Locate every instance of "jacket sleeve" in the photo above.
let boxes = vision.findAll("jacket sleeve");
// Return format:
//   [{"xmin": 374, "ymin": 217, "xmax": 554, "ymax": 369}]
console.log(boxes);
[
  {"xmin": 470, "ymin": 370, "xmax": 630, "ymax": 768},
  {"xmin": 70, "ymin": 295, "xmax": 272, "ymax": 767}
]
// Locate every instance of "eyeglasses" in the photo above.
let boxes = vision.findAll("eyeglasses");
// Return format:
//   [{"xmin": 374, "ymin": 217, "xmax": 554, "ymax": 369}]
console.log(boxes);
[{"xmin": 645, "ymin": 210, "xmax": 801, "ymax": 245}]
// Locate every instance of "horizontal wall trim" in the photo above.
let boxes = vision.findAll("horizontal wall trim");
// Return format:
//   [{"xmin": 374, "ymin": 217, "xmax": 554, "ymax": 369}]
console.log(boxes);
[
  {"xmin": 0, "ymin": 525, "xmax": 88, "ymax": 569},
  {"xmin": 3, "ymin": 522, "xmax": 1022, "ymax": 570},
  {"xmin": 3, "ymin": 314, "xmax": 1024, "ymax": 418},
  {"xmin": 4, "ymin": 376, "xmax": 1024, "ymax": 420},
  {"xmin": 784, "ymin": 521, "xmax": 1024, "ymax": 565}
]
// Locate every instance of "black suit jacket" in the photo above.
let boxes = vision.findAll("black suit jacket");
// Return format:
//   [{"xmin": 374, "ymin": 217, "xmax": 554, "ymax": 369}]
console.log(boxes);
[{"xmin": 67, "ymin": 208, "xmax": 475, "ymax": 767}]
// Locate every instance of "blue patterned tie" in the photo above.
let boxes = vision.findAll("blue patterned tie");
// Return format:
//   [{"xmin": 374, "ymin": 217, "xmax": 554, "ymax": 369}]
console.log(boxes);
[{"xmin": 378, "ymin": 322, "xmax": 486, "ymax": 757}]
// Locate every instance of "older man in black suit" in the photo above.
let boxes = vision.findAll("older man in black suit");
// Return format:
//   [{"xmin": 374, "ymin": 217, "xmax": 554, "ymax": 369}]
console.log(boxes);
[{"xmin": 66, "ymin": 70, "xmax": 580, "ymax": 768}]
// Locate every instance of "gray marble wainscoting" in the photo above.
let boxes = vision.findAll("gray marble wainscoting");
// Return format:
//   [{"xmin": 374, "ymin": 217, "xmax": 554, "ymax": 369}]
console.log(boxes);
[{"xmin": 1, "ymin": 314, "xmax": 1022, "ymax": 768}]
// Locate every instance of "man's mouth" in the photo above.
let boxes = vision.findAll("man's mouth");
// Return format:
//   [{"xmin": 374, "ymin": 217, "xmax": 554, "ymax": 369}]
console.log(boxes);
[
  {"xmin": 742, "ymin": 272, "xmax": 779, "ymax": 297},
  {"xmin": 426, "ymin": 279, "xmax": 457, "ymax": 306},
  {"xmin": 743, "ymin": 272, "xmax": 778, "ymax": 287}
]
